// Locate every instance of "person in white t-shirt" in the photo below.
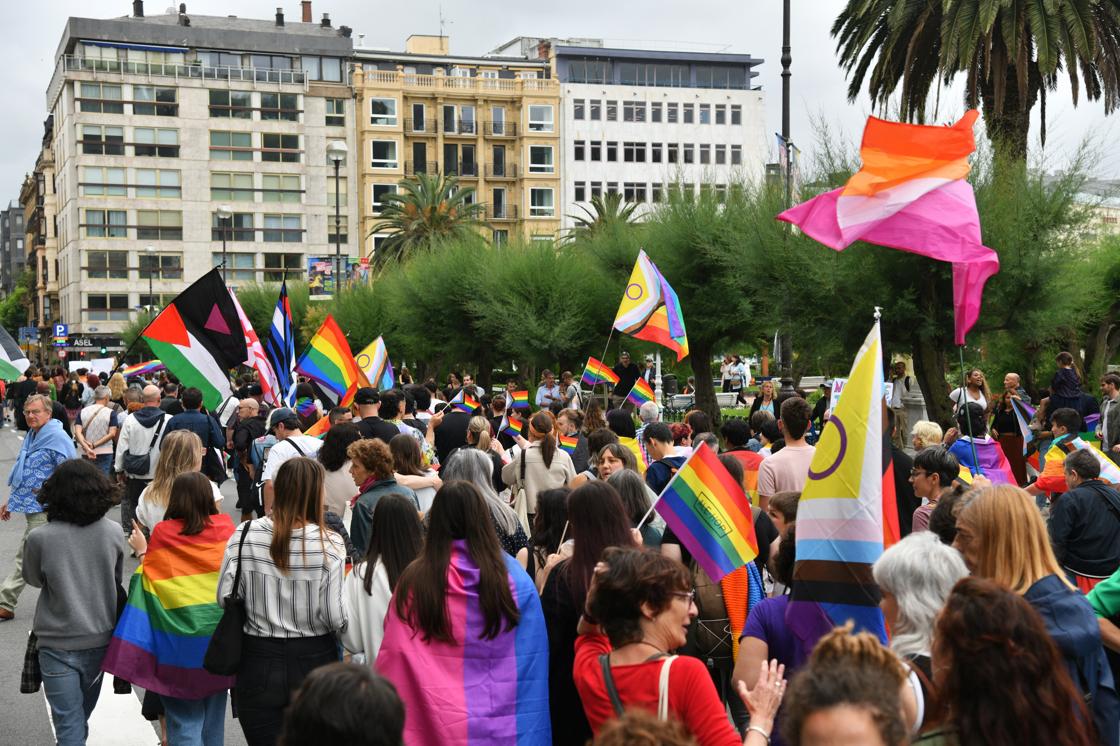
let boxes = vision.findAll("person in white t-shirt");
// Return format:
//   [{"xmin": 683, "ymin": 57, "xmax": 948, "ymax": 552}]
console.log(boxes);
[
  {"xmin": 757, "ymin": 396, "xmax": 816, "ymax": 512},
  {"xmin": 262, "ymin": 407, "xmax": 323, "ymax": 514}
]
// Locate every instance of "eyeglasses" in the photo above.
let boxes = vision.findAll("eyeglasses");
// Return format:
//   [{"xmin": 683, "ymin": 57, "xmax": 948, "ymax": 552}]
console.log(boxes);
[
  {"xmin": 672, "ymin": 590, "xmax": 696, "ymax": 605},
  {"xmin": 23, "ymin": 408, "xmax": 46, "ymax": 415},
  {"xmin": 910, "ymin": 468, "xmax": 928, "ymax": 478}
]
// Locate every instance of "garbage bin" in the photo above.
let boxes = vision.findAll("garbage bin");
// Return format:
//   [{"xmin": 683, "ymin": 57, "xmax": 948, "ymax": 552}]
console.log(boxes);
[{"xmin": 662, "ymin": 374, "xmax": 679, "ymax": 396}]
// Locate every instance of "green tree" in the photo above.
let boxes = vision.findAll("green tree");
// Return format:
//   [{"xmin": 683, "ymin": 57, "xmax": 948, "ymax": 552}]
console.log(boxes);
[
  {"xmin": 832, "ymin": 0, "xmax": 1120, "ymax": 156},
  {"xmin": 368, "ymin": 172, "xmax": 485, "ymax": 267},
  {"xmin": 0, "ymin": 270, "xmax": 33, "ymax": 336},
  {"xmin": 119, "ymin": 311, "xmax": 154, "ymax": 361},
  {"xmin": 564, "ymin": 192, "xmax": 641, "ymax": 243}
]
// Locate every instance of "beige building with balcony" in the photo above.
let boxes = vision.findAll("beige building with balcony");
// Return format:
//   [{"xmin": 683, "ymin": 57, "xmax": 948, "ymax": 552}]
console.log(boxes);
[
  {"xmin": 19, "ymin": 116, "xmax": 60, "ymax": 339},
  {"xmin": 354, "ymin": 35, "xmax": 562, "ymax": 251}
]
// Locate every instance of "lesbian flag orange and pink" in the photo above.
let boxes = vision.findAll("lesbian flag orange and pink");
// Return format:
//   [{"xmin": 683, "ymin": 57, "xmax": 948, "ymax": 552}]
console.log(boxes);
[{"xmin": 779, "ymin": 111, "xmax": 999, "ymax": 344}]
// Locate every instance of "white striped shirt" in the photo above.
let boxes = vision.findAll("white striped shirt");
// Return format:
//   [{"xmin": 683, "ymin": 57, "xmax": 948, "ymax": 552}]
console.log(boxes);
[{"xmin": 217, "ymin": 518, "xmax": 348, "ymax": 639}]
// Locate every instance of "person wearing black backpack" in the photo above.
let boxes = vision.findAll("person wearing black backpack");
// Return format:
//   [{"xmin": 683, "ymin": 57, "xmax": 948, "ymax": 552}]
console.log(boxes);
[
  {"xmin": 113, "ymin": 385, "xmax": 170, "ymax": 539},
  {"xmin": 165, "ymin": 388, "xmax": 229, "ymax": 486},
  {"xmin": 641, "ymin": 423, "xmax": 685, "ymax": 495}
]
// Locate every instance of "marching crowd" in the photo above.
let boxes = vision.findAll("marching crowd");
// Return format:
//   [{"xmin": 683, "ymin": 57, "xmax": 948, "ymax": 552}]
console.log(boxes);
[{"xmin": 2, "ymin": 350, "xmax": 1120, "ymax": 746}]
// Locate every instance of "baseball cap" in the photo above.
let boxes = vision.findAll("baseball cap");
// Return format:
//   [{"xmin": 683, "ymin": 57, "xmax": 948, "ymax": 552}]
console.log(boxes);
[
  {"xmin": 268, "ymin": 407, "xmax": 298, "ymax": 432},
  {"xmin": 354, "ymin": 387, "xmax": 379, "ymax": 405}
]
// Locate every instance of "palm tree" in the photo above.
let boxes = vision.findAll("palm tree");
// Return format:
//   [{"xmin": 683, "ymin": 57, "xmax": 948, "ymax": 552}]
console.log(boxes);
[
  {"xmin": 368, "ymin": 172, "xmax": 485, "ymax": 266},
  {"xmin": 832, "ymin": 0, "xmax": 1120, "ymax": 157},
  {"xmin": 564, "ymin": 192, "xmax": 641, "ymax": 242}
]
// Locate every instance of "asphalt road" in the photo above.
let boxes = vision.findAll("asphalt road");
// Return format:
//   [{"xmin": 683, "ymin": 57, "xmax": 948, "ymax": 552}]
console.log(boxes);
[{"xmin": 0, "ymin": 422, "xmax": 248, "ymax": 745}]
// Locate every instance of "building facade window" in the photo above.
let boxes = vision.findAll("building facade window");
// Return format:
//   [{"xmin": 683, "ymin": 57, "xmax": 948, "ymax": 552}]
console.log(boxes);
[
  {"xmin": 683, "ymin": 104, "xmax": 695, "ymax": 124},
  {"xmin": 606, "ymin": 101, "xmax": 618, "ymax": 122},
  {"xmin": 715, "ymin": 144, "xmax": 727, "ymax": 165},
  {"xmin": 699, "ymin": 104, "xmax": 711, "ymax": 124},
  {"xmin": 568, "ymin": 59, "xmax": 611, "ymax": 84},
  {"xmin": 79, "ymin": 83, "xmax": 123, "ymax": 114},
  {"xmin": 682, "ymin": 143, "xmax": 695, "ymax": 164},
  {"xmin": 574, "ymin": 140, "xmax": 585, "ymax": 161},
  {"xmin": 606, "ymin": 141, "xmax": 618, "ymax": 162},
  {"xmin": 731, "ymin": 144, "xmax": 742, "ymax": 165},
  {"xmin": 83, "ymin": 209, "xmax": 126, "ymax": 238},
  {"xmin": 731, "ymin": 105, "xmax": 742, "ymax": 125},
  {"xmin": 623, "ymin": 101, "xmax": 646, "ymax": 122},
  {"xmin": 260, "ymin": 93, "xmax": 300, "ymax": 122},
  {"xmin": 590, "ymin": 181, "xmax": 602, "ymax": 197},
  {"xmin": 606, "ymin": 182, "xmax": 619, "ymax": 195},
  {"xmin": 623, "ymin": 142, "xmax": 646, "ymax": 163},
  {"xmin": 667, "ymin": 103, "xmax": 679, "ymax": 123},
  {"xmin": 212, "ymin": 252, "xmax": 256, "ymax": 282},
  {"xmin": 651, "ymin": 183, "xmax": 663, "ymax": 203},
  {"xmin": 81, "ymin": 167, "xmax": 126, "ymax": 196},
  {"xmin": 492, "ymin": 229, "xmax": 509, "ymax": 245},
  {"xmin": 85, "ymin": 293, "xmax": 130, "ymax": 321},
  {"xmin": 715, "ymin": 105, "xmax": 726, "ymax": 124},
  {"xmin": 574, "ymin": 181, "xmax": 586, "ymax": 202},
  {"xmin": 371, "ymin": 140, "xmax": 398, "ymax": 169},
  {"xmin": 528, "ymin": 188, "xmax": 554, "ymax": 217},
  {"xmin": 699, "ymin": 144, "xmax": 711, "ymax": 164},
  {"xmin": 695, "ymin": 65, "xmax": 747, "ymax": 89},
  {"xmin": 262, "ymin": 133, "xmax": 300, "ymax": 163},
  {"xmin": 209, "ymin": 130, "xmax": 252, "ymax": 160},
  {"xmin": 81, "ymin": 125, "xmax": 124, "ymax": 156},
  {"xmin": 589, "ymin": 99, "xmax": 602, "ymax": 121},
  {"xmin": 527, "ymin": 104, "xmax": 554, "ymax": 132},
  {"xmin": 263, "ymin": 215, "xmax": 302, "ymax": 242},
  {"xmin": 573, "ymin": 99, "xmax": 585, "ymax": 120},
  {"xmin": 623, "ymin": 183, "xmax": 647, "ymax": 202},
  {"xmin": 651, "ymin": 143, "xmax": 663, "ymax": 163},
  {"xmin": 136, "ymin": 210, "xmax": 182, "ymax": 240},
  {"xmin": 211, "ymin": 172, "xmax": 254, "ymax": 202},
  {"xmin": 135, "ymin": 169, "xmax": 181, "ymax": 198},
  {"xmin": 326, "ymin": 98, "xmax": 346, "ymax": 127},
  {"xmin": 86, "ymin": 250, "xmax": 128, "ymax": 279},
  {"xmin": 135, "ymin": 127, "xmax": 178, "ymax": 157},
  {"xmin": 133, "ymin": 86, "xmax": 177, "ymax": 116},
  {"xmin": 370, "ymin": 97, "xmax": 398, "ymax": 126},
  {"xmin": 263, "ymin": 253, "xmax": 303, "ymax": 281},
  {"xmin": 371, "ymin": 184, "xmax": 396, "ymax": 212},
  {"xmin": 139, "ymin": 252, "xmax": 183, "ymax": 280},
  {"xmin": 589, "ymin": 141, "xmax": 602, "ymax": 161},
  {"xmin": 528, "ymin": 145, "xmax": 554, "ymax": 173},
  {"xmin": 209, "ymin": 90, "xmax": 253, "ymax": 118},
  {"xmin": 263, "ymin": 174, "xmax": 302, "ymax": 203},
  {"xmin": 650, "ymin": 102, "xmax": 663, "ymax": 122},
  {"xmin": 667, "ymin": 143, "xmax": 679, "ymax": 164},
  {"xmin": 212, "ymin": 212, "xmax": 255, "ymax": 241}
]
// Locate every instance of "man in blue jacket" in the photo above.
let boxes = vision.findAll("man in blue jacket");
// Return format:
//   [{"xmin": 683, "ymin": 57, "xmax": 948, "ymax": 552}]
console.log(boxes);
[{"xmin": 165, "ymin": 387, "xmax": 227, "ymax": 484}]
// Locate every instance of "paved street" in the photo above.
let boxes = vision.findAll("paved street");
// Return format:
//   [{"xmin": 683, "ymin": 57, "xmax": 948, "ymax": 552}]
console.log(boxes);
[{"xmin": 0, "ymin": 422, "xmax": 247, "ymax": 745}]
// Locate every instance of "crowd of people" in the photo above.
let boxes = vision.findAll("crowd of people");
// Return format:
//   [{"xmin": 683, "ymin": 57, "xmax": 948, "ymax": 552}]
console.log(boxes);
[{"xmin": 3, "ymin": 349, "xmax": 1120, "ymax": 746}]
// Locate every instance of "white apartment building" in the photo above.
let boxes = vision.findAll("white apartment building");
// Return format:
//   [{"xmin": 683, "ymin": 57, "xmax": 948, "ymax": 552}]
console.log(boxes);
[
  {"xmin": 515, "ymin": 42, "xmax": 769, "ymax": 228},
  {"xmin": 46, "ymin": 2, "xmax": 357, "ymax": 338}
]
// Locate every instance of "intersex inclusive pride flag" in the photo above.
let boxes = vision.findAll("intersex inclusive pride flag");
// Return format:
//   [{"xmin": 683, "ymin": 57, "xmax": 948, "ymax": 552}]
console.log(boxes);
[
  {"xmin": 614, "ymin": 250, "xmax": 689, "ymax": 360},
  {"xmin": 779, "ymin": 111, "xmax": 999, "ymax": 344},
  {"xmin": 355, "ymin": 336, "xmax": 395, "ymax": 391},
  {"xmin": 789, "ymin": 321, "xmax": 888, "ymax": 661}
]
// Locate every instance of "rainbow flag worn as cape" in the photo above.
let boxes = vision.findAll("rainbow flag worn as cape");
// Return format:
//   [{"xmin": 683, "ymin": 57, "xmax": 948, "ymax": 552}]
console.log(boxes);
[
  {"xmin": 121, "ymin": 359, "xmax": 166, "ymax": 378},
  {"xmin": 789, "ymin": 321, "xmax": 889, "ymax": 664},
  {"xmin": 613, "ymin": 250, "xmax": 689, "ymax": 360},
  {"xmin": 295, "ymin": 314, "xmax": 368, "ymax": 407},
  {"xmin": 779, "ymin": 112, "xmax": 999, "ymax": 345},
  {"xmin": 949, "ymin": 436, "xmax": 1016, "ymax": 485},
  {"xmin": 355, "ymin": 336, "xmax": 395, "ymax": 391},
  {"xmin": 509, "ymin": 390, "xmax": 530, "ymax": 410},
  {"xmin": 1035, "ymin": 435, "xmax": 1120, "ymax": 494},
  {"xmin": 101, "ymin": 515, "xmax": 236, "ymax": 699},
  {"xmin": 558, "ymin": 433, "xmax": 578, "ymax": 454},
  {"xmin": 626, "ymin": 378, "xmax": 655, "ymax": 408},
  {"xmin": 651, "ymin": 442, "xmax": 758, "ymax": 582},
  {"xmin": 376, "ymin": 540, "xmax": 550, "ymax": 745},
  {"xmin": 581, "ymin": 356, "xmax": 619, "ymax": 387}
]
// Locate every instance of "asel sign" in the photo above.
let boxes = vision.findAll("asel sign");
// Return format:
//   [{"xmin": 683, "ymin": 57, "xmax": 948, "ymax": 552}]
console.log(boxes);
[{"xmin": 71, "ymin": 338, "xmax": 95, "ymax": 348}]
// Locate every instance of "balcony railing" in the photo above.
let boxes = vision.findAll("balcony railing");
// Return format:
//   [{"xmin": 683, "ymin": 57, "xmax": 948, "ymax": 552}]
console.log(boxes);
[
  {"xmin": 484, "ymin": 121, "xmax": 518, "ymax": 137},
  {"xmin": 404, "ymin": 160, "xmax": 439, "ymax": 175},
  {"xmin": 487, "ymin": 204, "xmax": 518, "ymax": 221},
  {"xmin": 485, "ymin": 164, "xmax": 518, "ymax": 179},
  {"xmin": 404, "ymin": 118, "xmax": 436, "ymax": 134},
  {"xmin": 447, "ymin": 163, "xmax": 479, "ymax": 177},
  {"xmin": 362, "ymin": 69, "xmax": 558, "ymax": 96},
  {"xmin": 443, "ymin": 120, "xmax": 477, "ymax": 136}
]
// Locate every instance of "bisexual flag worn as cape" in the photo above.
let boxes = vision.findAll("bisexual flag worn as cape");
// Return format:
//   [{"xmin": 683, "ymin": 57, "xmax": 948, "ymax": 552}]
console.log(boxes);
[
  {"xmin": 376, "ymin": 540, "xmax": 550, "ymax": 745},
  {"xmin": 778, "ymin": 111, "xmax": 999, "ymax": 345}
]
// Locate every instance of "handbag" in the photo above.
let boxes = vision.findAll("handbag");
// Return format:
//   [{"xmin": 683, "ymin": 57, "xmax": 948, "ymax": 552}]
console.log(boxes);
[
  {"xmin": 203, "ymin": 520, "xmax": 253, "ymax": 675},
  {"xmin": 122, "ymin": 415, "xmax": 167, "ymax": 476}
]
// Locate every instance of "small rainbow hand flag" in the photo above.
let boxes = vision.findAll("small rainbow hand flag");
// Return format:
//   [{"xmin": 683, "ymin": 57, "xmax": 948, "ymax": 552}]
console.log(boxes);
[
  {"xmin": 450, "ymin": 390, "xmax": 480, "ymax": 414},
  {"xmin": 582, "ymin": 356, "xmax": 619, "ymax": 387},
  {"xmin": 509, "ymin": 390, "xmax": 530, "ymax": 410},
  {"xmin": 558, "ymin": 432, "xmax": 578, "ymax": 454},
  {"xmin": 652, "ymin": 441, "xmax": 758, "ymax": 581},
  {"xmin": 500, "ymin": 412, "xmax": 525, "ymax": 438},
  {"xmin": 626, "ymin": 378, "xmax": 655, "ymax": 407},
  {"xmin": 121, "ymin": 359, "xmax": 165, "ymax": 378}
]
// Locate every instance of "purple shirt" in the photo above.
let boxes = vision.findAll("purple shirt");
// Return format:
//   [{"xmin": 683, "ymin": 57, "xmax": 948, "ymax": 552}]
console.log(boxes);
[{"xmin": 742, "ymin": 595, "xmax": 797, "ymax": 666}]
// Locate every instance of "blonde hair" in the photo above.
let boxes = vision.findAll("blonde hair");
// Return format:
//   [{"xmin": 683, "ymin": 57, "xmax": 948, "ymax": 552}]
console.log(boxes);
[
  {"xmin": 467, "ymin": 416, "xmax": 492, "ymax": 452},
  {"xmin": 910, "ymin": 420, "xmax": 943, "ymax": 449},
  {"xmin": 145, "ymin": 430, "xmax": 203, "ymax": 509},
  {"xmin": 108, "ymin": 373, "xmax": 126, "ymax": 401},
  {"xmin": 957, "ymin": 485, "xmax": 1073, "ymax": 594}
]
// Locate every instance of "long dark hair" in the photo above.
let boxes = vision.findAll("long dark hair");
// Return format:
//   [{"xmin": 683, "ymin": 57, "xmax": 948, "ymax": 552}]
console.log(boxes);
[
  {"xmin": 393, "ymin": 481, "xmax": 519, "ymax": 643},
  {"xmin": 165, "ymin": 472, "xmax": 218, "ymax": 536},
  {"xmin": 389, "ymin": 433, "xmax": 426, "ymax": 477},
  {"xmin": 271, "ymin": 458, "xmax": 328, "ymax": 573},
  {"xmin": 360, "ymin": 494, "xmax": 423, "ymax": 595},
  {"xmin": 528, "ymin": 411, "xmax": 557, "ymax": 469},
  {"xmin": 561, "ymin": 481, "xmax": 634, "ymax": 606},
  {"xmin": 317, "ymin": 422, "xmax": 361, "ymax": 472},
  {"xmin": 529, "ymin": 488, "xmax": 569, "ymax": 561},
  {"xmin": 606, "ymin": 409, "xmax": 636, "ymax": 438},
  {"xmin": 933, "ymin": 577, "xmax": 1096, "ymax": 746}
]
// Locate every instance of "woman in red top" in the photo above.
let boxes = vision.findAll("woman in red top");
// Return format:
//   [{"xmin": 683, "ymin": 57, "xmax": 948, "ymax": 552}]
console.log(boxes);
[{"xmin": 574, "ymin": 547, "xmax": 785, "ymax": 746}]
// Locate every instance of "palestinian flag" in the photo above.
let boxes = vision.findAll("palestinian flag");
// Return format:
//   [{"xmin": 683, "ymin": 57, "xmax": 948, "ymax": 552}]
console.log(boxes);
[
  {"xmin": 141, "ymin": 270, "xmax": 247, "ymax": 410},
  {"xmin": 0, "ymin": 327, "xmax": 30, "ymax": 381}
]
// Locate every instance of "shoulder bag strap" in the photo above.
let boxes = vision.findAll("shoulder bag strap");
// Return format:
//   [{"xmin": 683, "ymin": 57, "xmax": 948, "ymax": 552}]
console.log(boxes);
[
  {"xmin": 599, "ymin": 654, "xmax": 626, "ymax": 717},
  {"xmin": 229, "ymin": 520, "xmax": 253, "ymax": 601},
  {"xmin": 1091, "ymin": 485, "xmax": 1120, "ymax": 526},
  {"xmin": 145, "ymin": 415, "xmax": 167, "ymax": 453},
  {"xmin": 657, "ymin": 655, "xmax": 677, "ymax": 721},
  {"xmin": 288, "ymin": 438, "xmax": 306, "ymax": 457}
]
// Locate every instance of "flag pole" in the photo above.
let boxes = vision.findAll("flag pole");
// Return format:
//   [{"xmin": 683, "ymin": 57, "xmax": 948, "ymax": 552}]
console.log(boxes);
[
  {"xmin": 583, "ymin": 327, "xmax": 616, "ymax": 413},
  {"xmin": 635, "ymin": 441, "xmax": 706, "ymax": 531},
  {"xmin": 957, "ymin": 344, "xmax": 982, "ymax": 475}
]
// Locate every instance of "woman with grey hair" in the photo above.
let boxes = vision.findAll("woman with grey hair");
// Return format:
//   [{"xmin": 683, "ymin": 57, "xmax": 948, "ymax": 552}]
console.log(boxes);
[
  {"xmin": 441, "ymin": 448, "xmax": 529, "ymax": 557},
  {"xmin": 872, "ymin": 530, "xmax": 969, "ymax": 735}
]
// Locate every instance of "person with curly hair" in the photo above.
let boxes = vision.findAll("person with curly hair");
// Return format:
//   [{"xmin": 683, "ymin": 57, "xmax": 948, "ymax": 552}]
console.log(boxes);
[
  {"xmin": 918, "ymin": 577, "xmax": 1098, "ymax": 745},
  {"xmin": 23, "ymin": 459, "xmax": 125, "ymax": 744},
  {"xmin": 347, "ymin": 438, "xmax": 419, "ymax": 556}
]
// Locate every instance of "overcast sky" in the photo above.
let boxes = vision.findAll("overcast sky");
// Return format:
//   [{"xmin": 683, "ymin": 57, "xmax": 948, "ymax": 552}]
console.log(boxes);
[{"xmin": 3, "ymin": 0, "xmax": 1117, "ymax": 202}]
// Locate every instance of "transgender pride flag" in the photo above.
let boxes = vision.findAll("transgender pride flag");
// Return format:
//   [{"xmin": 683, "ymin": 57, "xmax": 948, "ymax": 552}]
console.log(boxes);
[{"xmin": 779, "ymin": 111, "xmax": 999, "ymax": 345}]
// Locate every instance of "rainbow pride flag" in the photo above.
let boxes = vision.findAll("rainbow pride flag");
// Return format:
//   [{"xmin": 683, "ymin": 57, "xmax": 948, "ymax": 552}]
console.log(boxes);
[
  {"xmin": 626, "ymin": 378, "xmax": 655, "ymax": 407},
  {"xmin": 581, "ymin": 356, "xmax": 619, "ymax": 387},
  {"xmin": 295, "ymin": 396, "xmax": 318, "ymax": 418},
  {"xmin": 355, "ymin": 336, "xmax": 395, "ymax": 391},
  {"xmin": 101, "ymin": 515, "xmax": 236, "ymax": 699},
  {"xmin": 558, "ymin": 432, "xmax": 578, "ymax": 454},
  {"xmin": 790, "ymin": 321, "xmax": 888, "ymax": 654},
  {"xmin": 500, "ymin": 412, "xmax": 525, "ymax": 438},
  {"xmin": 305, "ymin": 414, "xmax": 331, "ymax": 438},
  {"xmin": 121, "ymin": 359, "xmax": 165, "ymax": 378},
  {"xmin": 509, "ymin": 390, "xmax": 530, "ymax": 410},
  {"xmin": 779, "ymin": 112, "xmax": 999, "ymax": 345},
  {"xmin": 450, "ymin": 389, "xmax": 480, "ymax": 414},
  {"xmin": 651, "ymin": 441, "xmax": 758, "ymax": 581},
  {"xmin": 1035, "ymin": 435, "xmax": 1120, "ymax": 494},
  {"xmin": 613, "ymin": 250, "xmax": 689, "ymax": 360},
  {"xmin": 377, "ymin": 540, "xmax": 550, "ymax": 745},
  {"xmin": 295, "ymin": 314, "xmax": 367, "ymax": 407}
]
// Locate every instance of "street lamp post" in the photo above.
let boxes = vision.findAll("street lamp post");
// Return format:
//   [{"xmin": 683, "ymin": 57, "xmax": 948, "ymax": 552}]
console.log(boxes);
[
  {"xmin": 326, "ymin": 140, "xmax": 348, "ymax": 296},
  {"xmin": 145, "ymin": 245, "xmax": 155, "ymax": 314},
  {"xmin": 216, "ymin": 204, "xmax": 233, "ymax": 284}
]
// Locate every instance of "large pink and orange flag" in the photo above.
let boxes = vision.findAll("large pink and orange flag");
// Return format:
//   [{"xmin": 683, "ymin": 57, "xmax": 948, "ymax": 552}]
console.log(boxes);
[{"xmin": 778, "ymin": 111, "xmax": 999, "ymax": 344}]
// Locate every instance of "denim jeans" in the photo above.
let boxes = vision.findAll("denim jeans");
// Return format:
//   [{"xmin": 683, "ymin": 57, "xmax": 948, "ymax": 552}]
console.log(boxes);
[
  {"xmin": 93, "ymin": 454, "xmax": 113, "ymax": 475},
  {"xmin": 162, "ymin": 691, "xmax": 228, "ymax": 746},
  {"xmin": 39, "ymin": 645, "xmax": 107, "ymax": 746}
]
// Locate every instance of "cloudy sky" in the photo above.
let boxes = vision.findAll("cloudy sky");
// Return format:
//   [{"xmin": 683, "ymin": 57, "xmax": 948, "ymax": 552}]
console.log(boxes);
[{"xmin": 2, "ymin": 0, "xmax": 1117, "ymax": 201}]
